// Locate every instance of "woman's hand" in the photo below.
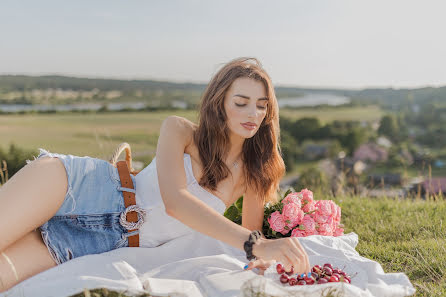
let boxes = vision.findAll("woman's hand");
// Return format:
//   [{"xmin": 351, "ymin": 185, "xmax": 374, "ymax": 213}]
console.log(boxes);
[
  {"xmin": 244, "ymin": 258, "xmax": 277, "ymax": 275},
  {"xmin": 252, "ymin": 237, "xmax": 310, "ymax": 275}
]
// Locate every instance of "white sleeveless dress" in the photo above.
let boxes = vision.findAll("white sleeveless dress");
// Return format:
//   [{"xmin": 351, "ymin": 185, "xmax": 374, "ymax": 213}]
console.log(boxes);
[{"xmin": 134, "ymin": 153, "xmax": 227, "ymax": 248}]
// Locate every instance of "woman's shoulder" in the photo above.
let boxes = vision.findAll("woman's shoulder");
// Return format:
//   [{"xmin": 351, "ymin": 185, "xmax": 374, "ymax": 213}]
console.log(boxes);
[{"xmin": 161, "ymin": 115, "xmax": 197, "ymax": 151}]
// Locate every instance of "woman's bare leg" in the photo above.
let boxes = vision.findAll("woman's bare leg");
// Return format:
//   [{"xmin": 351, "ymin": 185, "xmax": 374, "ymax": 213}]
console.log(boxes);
[
  {"xmin": 0, "ymin": 229, "xmax": 57, "ymax": 292},
  {"xmin": 0, "ymin": 156, "xmax": 68, "ymax": 252}
]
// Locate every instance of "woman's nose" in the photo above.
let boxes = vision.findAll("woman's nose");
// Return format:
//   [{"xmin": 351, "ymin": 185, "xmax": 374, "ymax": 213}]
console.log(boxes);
[{"xmin": 248, "ymin": 106, "xmax": 257, "ymax": 118}]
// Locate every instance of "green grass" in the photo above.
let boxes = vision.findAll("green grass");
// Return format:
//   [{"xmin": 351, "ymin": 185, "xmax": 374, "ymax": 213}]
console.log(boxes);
[
  {"xmin": 279, "ymin": 105, "xmax": 383, "ymax": 124},
  {"xmin": 0, "ymin": 110, "xmax": 198, "ymax": 163},
  {"xmin": 334, "ymin": 195, "xmax": 445, "ymax": 296}
]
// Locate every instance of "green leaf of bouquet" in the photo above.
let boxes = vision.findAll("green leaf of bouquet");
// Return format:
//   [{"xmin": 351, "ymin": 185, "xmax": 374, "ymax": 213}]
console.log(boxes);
[
  {"xmin": 235, "ymin": 196, "xmax": 243, "ymax": 211},
  {"xmin": 285, "ymin": 220, "xmax": 291, "ymax": 224},
  {"xmin": 223, "ymin": 205, "xmax": 240, "ymax": 222}
]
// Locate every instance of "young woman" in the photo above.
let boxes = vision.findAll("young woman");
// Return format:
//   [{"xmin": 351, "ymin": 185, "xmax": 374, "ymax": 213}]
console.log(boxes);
[{"xmin": 0, "ymin": 57, "xmax": 310, "ymax": 292}]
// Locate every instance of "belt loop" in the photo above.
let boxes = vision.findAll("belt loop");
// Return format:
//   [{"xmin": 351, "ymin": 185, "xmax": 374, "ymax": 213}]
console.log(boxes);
[{"xmin": 116, "ymin": 186, "xmax": 136, "ymax": 194}]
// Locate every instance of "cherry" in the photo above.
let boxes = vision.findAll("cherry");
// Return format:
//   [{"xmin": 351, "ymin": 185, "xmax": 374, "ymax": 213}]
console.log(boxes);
[
  {"xmin": 288, "ymin": 278, "xmax": 297, "ymax": 286},
  {"xmin": 276, "ymin": 263, "xmax": 285, "ymax": 274},
  {"xmin": 304, "ymin": 277, "xmax": 315, "ymax": 285},
  {"xmin": 323, "ymin": 267, "xmax": 333, "ymax": 276},
  {"xmin": 310, "ymin": 272, "xmax": 319, "ymax": 280},
  {"xmin": 345, "ymin": 276, "xmax": 351, "ymax": 283},
  {"xmin": 332, "ymin": 273, "xmax": 341, "ymax": 279},
  {"xmin": 312, "ymin": 265, "xmax": 322, "ymax": 273},
  {"xmin": 323, "ymin": 263, "xmax": 333, "ymax": 269},
  {"xmin": 329, "ymin": 275, "xmax": 339, "ymax": 282},
  {"xmin": 297, "ymin": 280, "xmax": 306, "ymax": 285},
  {"xmin": 318, "ymin": 278, "xmax": 328, "ymax": 284},
  {"xmin": 279, "ymin": 274, "xmax": 289, "ymax": 284}
]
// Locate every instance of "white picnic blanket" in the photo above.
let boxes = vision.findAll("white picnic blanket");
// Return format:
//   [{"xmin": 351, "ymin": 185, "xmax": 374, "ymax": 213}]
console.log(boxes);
[{"xmin": 1, "ymin": 232, "xmax": 415, "ymax": 297}]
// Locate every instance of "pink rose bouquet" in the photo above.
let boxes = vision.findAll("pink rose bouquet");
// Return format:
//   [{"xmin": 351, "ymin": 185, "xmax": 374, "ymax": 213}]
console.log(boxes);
[{"xmin": 264, "ymin": 188, "xmax": 344, "ymax": 238}]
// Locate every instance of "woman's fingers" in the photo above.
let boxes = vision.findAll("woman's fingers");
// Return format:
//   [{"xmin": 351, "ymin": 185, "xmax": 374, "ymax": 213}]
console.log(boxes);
[
  {"xmin": 290, "ymin": 239, "xmax": 309, "ymax": 272},
  {"xmin": 282, "ymin": 238, "xmax": 310, "ymax": 275},
  {"xmin": 255, "ymin": 237, "xmax": 310, "ymax": 275}
]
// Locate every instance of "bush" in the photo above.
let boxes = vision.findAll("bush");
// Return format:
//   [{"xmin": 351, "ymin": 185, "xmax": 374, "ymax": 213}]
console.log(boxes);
[
  {"xmin": 293, "ymin": 167, "xmax": 329, "ymax": 193},
  {"xmin": 0, "ymin": 144, "xmax": 37, "ymax": 180}
]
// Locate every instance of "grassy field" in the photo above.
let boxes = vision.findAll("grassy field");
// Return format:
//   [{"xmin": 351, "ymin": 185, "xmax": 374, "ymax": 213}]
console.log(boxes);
[
  {"xmin": 337, "ymin": 195, "xmax": 445, "ymax": 297},
  {"xmin": 0, "ymin": 110, "xmax": 197, "ymax": 164},
  {"xmin": 69, "ymin": 194, "xmax": 445, "ymax": 297},
  {"xmin": 0, "ymin": 106, "xmax": 384, "ymax": 166},
  {"xmin": 278, "ymin": 105, "xmax": 383, "ymax": 124}
]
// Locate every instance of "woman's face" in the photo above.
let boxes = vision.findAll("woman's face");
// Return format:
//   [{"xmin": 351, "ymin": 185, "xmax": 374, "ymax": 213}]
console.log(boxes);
[{"xmin": 223, "ymin": 77, "xmax": 268, "ymax": 140}]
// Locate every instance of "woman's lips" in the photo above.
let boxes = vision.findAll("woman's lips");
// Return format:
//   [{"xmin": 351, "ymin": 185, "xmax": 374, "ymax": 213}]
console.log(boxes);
[{"xmin": 241, "ymin": 123, "xmax": 256, "ymax": 130}]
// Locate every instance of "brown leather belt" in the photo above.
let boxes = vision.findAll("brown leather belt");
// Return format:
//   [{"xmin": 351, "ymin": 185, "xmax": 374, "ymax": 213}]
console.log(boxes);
[{"xmin": 117, "ymin": 161, "xmax": 139, "ymax": 247}]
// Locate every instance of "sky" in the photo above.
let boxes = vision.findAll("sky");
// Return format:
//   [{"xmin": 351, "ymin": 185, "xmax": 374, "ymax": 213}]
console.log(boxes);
[{"xmin": 1, "ymin": 0, "xmax": 445, "ymax": 89}]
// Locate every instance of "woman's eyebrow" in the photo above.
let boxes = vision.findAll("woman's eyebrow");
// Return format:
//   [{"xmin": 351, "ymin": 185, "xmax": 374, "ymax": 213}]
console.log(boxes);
[{"xmin": 233, "ymin": 94, "xmax": 269, "ymax": 101}]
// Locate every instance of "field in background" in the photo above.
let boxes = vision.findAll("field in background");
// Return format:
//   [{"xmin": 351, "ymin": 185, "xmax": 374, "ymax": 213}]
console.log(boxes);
[
  {"xmin": 0, "ymin": 106, "xmax": 383, "ymax": 166},
  {"xmin": 278, "ymin": 105, "xmax": 383, "ymax": 123},
  {"xmin": 0, "ymin": 110, "xmax": 197, "ymax": 164}
]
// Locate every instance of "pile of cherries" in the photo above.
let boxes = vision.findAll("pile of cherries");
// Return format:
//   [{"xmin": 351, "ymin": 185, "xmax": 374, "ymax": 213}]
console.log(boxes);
[{"xmin": 276, "ymin": 263, "xmax": 352, "ymax": 286}]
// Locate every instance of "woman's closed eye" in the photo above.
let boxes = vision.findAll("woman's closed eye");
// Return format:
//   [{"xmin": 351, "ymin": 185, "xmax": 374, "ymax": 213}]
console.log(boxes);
[{"xmin": 235, "ymin": 103, "xmax": 267, "ymax": 110}]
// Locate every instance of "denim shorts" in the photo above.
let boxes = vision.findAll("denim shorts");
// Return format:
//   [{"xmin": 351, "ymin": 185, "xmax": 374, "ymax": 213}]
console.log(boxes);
[{"xmin": 31, "ymin": 148, "xmax": 141, "ymax": 265}]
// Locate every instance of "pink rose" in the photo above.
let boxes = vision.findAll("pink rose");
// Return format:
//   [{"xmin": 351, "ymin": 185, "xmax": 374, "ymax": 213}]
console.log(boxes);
[
  {"xmin": 317, "ymin": 223, "xmax": 333, "ymax": 236},
  {"xmin": 291, "ymin": 228, "xmax": 307, "ymax": 237},
  {"xmin": 313, "ymin": 213, "xmax": 330, "ymax": 224},
  {"xmin": 302, "ymin": 200, "xmax": 315, "ymax": 213},
  {"xmin": 334, "ymin": 227, "xmax": 344, "ymax": 236},
  {"xmin": 301, "ymin": 215, "xmax": 317, "ymax": 235},
  {"xmin": 315, "ymin": 200, "xmax": 335, "ymax": 217},
  {"xmin": 334, "ymin": 205, "xmax": 341, "ymax": 223},
  {"xmin": 299, "ymin": 188, "xmax": 314, "ymax": 203},
  {"xmin": 268, "ymin": 211, "xmax": 288, "ymax": 235},
  {"xmin": 282, "ymin": 192, "xmax": 302, "ymax": 208},
  {"xmin": 282, "ymin": 203, "xmax": 304, "ymax": 229}
]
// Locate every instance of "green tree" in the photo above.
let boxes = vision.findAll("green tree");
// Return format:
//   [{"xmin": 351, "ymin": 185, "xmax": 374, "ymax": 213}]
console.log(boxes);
[
  {"xmin": 0, "ymin": 144, "xmax": 36, "ymax": 179},
  {"xmin": 341, "ymin": 128, "xmax": 366, "ymax": 156},
  {"xmin": 291, "ymin": 117, "xmax": 322, "ymax": 144},
  {"xmin": 293, "ymin": 167, "xmax": 329, "ymax": 192},
  {"xmin": 280, "ymin": 130, "xmax": 299, "ymax": 172},
  {"xmin": 378, "ymin": 115, "xmax": 399, "ymax": 139}
]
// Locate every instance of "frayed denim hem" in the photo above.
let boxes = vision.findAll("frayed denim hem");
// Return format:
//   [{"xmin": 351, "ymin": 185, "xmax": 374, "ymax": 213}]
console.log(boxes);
[{"xmin": 26, "ymin": 148, "xmax": 76, "ymax": 214}]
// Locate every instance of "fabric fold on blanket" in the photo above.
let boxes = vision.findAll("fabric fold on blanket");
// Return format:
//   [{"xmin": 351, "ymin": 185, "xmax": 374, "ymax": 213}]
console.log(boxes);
[{"xmin": 1, "ymin": 232, "xmax": 416, "ymax": 297}]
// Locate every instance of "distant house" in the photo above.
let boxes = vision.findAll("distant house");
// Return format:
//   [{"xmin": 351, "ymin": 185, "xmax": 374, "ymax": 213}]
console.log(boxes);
[
  {"xmin": 377, "ymin": 136, "xmax": 392, "ymax": 148},
  {"xmin": 303, "ymin": 144, "xmax": 328, "ymax": 160},
  {"xmin": 353, "ymin": 143, "xmax": 388, "ymax": 163},
  {"xmin": 367, "ymin": 173, "xmax": 403, "ymax": 187},
  {"xmin": 334, "ymin": 157, "xmax": 366, "ymax": 175},
  {"xmin": 408, "ymin": 177, "xmax": 446, "ymax": 198}
]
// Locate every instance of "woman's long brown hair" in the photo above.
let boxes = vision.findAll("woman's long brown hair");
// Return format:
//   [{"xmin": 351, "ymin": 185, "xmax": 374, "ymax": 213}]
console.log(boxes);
[{"xmin": 193, "ymin": 57, "xmax": 285, "ymax": 205}]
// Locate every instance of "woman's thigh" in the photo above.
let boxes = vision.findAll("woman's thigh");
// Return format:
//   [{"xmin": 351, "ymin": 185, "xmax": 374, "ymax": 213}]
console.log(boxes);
[
  {"xmin": 0, "ymin": 154, "xmax": 68, "ymax": 252},
  {"xmin": 0, "ymin": 229, "xmax": 56, "ymax": 292}
]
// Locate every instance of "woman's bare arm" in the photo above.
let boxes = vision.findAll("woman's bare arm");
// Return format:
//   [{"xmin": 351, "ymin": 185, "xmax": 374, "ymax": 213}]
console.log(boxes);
[
  {"xmin": 156, "ymin": 116, "xmax": 310, "ymax": 274},
  {"xmin": 156, "ymin": 116, "xmax": 252, "ymax": 252}
]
